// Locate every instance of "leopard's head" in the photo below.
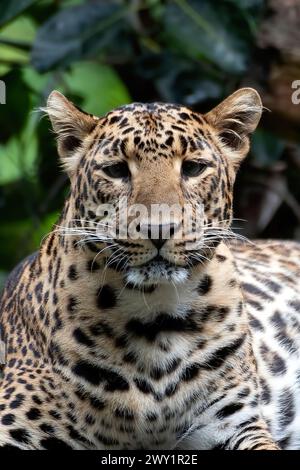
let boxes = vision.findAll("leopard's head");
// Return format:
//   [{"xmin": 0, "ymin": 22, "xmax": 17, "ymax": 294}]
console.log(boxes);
[{"xmin": 45, "ymin": 88, "xmax": 262, "ymax": 286}]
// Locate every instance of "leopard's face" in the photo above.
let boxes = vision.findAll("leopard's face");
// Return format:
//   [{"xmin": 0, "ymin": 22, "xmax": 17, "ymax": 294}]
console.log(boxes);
[{"xmin": 46, "ymin": 89, "xmax": 262, "ymax": 285}]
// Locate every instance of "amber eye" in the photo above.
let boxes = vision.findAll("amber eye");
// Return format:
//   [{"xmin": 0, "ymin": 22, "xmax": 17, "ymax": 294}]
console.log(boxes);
[
  {"xmin": 102, "ymin": 162, "xmax": 130, "ymax": 179},
  {"xmin": 182, "ymin": 160, "xmax": 207, "ymax": 178}
]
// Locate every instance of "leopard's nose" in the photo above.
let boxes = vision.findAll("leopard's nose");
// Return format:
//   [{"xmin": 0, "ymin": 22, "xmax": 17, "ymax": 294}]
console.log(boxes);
[{"xmin": 140, "ymin": 223, "xmax": 178, "ymax": 250}]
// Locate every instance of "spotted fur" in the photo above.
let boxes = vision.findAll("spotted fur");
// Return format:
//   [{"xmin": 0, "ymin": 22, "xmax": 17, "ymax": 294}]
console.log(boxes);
[{"xmin": 0, "ymin": 88, "xmax": 298, "ymax": 450}]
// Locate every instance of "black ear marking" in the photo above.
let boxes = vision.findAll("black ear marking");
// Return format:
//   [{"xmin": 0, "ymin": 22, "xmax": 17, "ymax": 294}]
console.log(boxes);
[
  {"xmin": 219, "ymin": 128, "xmax": 240, "ymax": 150},
  {"xmin": 62, "ymin": 136, "xmax": 82, "ymax": 153},
  {"xmin": 205, "ymin": 88, "xmax": 262, "ymax": 158},
  {"xmin": 44, "ymin": 90, "xmax": 100, "ymax": 175}
]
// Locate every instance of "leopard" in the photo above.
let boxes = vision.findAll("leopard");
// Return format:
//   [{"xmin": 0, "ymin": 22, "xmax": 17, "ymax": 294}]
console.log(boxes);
[{"xmin": 0, "ymin": 87, "xmax": 300, "ymax": 450}]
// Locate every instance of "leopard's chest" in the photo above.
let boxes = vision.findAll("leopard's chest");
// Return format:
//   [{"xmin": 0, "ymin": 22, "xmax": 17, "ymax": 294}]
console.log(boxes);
[
  {"xmin": 53, "ymin": 279, "xmax": 246, "ymax": 449},
  {"xmin": 65, "ymin": 358, "xmax": 207, "ymax": 450},
  {"xmin": 61, "ymin": 323, "xmax": 229, "ymax": 450}
]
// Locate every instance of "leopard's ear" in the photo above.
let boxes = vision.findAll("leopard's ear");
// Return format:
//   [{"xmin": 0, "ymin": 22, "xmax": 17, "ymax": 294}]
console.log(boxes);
[
  {"xmin": 205, "ymin": 88, "xmax": 262, "ymax": 161},
  {"xmin": 44, "ymin": 90, "xmax": 98, "ymax": 173}
]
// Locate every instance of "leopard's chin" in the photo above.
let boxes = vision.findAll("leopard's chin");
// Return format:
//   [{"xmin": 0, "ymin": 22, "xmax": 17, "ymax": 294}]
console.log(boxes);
[{"xmin": 125, "ymin": 257, "xmax": 189, "ymax": 286}]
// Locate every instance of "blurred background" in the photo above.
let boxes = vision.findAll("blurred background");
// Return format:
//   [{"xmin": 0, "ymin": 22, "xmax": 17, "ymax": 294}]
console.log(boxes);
[{"xmin": 0, "ymin": 0, "xmax": 300, "ymax": 289}]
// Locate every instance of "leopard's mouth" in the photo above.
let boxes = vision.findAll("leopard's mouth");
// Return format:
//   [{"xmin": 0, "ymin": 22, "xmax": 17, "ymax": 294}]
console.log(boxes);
[
  {"xmin": 105, "ymin": 245, "xmax": 208, "ymax": 286},
  {"xmin": 138, "ymin": 254, "xmax": 176, "ymax": 269},
  {"xmin": 124, "ymin": 255, "xmax": 190, "ymax": 286}
]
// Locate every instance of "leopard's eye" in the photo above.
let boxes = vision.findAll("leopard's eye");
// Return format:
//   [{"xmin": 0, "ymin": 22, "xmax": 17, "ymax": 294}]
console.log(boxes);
[
  {"xmin": 181, "ymin": 160, "xmax": 207, "ymax": 178},
  {"xmin": 102, "ymin": 162, "xmax": 130, "ymax": 179}
]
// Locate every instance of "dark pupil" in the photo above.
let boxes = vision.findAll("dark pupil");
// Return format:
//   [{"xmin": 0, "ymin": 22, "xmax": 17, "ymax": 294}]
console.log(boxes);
[
  {"xmin": 182, "ymin": 161, "xmax": 206, "ymax": 177},
  {"xmin": 103, "ymin": 162, "xmax": 129, "ymax": 179}
]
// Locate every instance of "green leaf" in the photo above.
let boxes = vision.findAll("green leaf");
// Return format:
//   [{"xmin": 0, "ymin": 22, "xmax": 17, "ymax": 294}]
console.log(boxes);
[
  {"xmin": 31, "ymin": 1, "xmax": 131, "ymax": 72},
  {"xmin": 0, "ymin": 16, "xmax": 36, "ymax": 69},
  {"xmin": 0, "ymin": 15, "xmax": 36, "ymax": 42},
  {"xmin": 0, "ymin": 71, "xmax": 39, "ymax": 184},
  {"xmin": 22, "ymin": 65, "xmax": 52, "ymax": 93},
  {"xmin": 62, "ymin": 61, "xmax": 131, "ymax": 115},
  {"xmin": 0, "ymin": 64, "xmax": 10, "ymax": 76},
  {"xmin": 0, "ymin": 130, "xmax": 38, "ymax": 185},
  {"xmin": 163, "ymin": 0, "xmax": 249, "ymax": 74},
  {"xmin": 0, "ymin": 0, "xmax": 38, "ymax": 27}
]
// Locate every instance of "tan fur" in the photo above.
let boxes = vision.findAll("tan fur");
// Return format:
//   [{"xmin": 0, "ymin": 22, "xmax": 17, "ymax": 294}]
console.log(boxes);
[{"xmin": 1, "ymin": 90, "xmax": 295, "ymax": 450}]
